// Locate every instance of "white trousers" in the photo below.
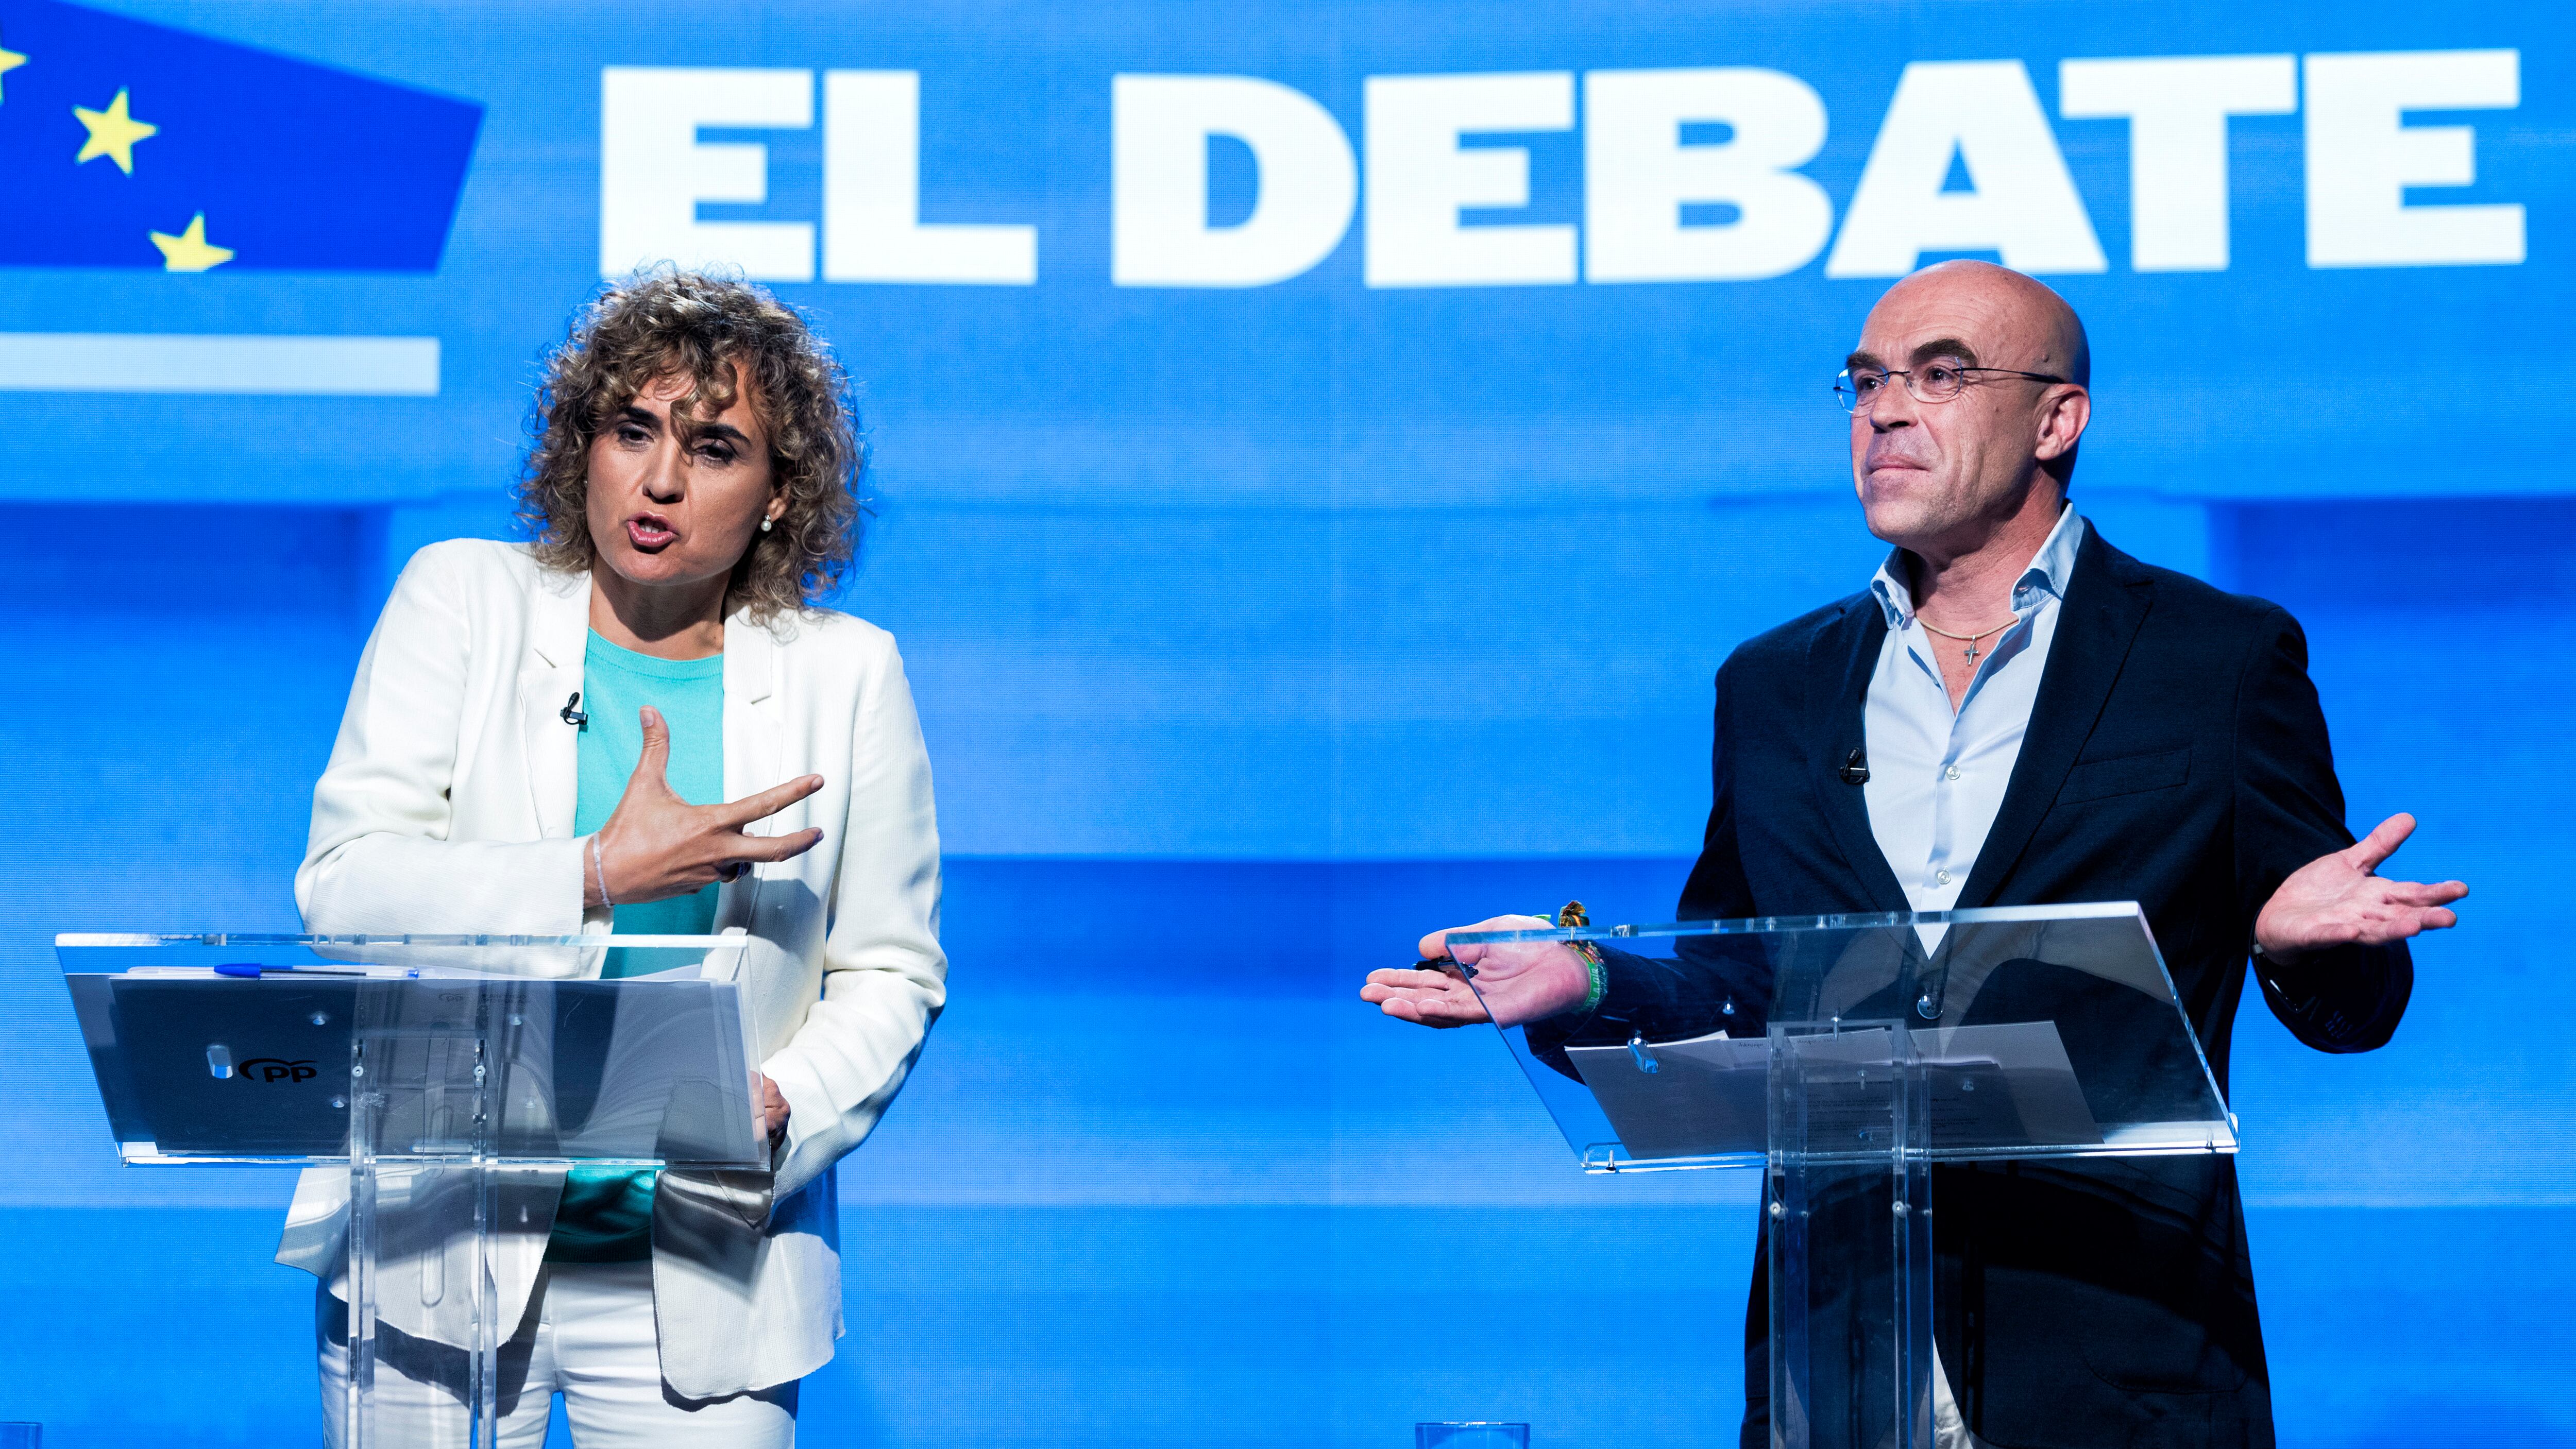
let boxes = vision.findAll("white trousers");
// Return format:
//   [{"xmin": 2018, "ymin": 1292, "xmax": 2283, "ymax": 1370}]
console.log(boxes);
[{"xmin": 317, "ymin": 1260, "xmax": 798, "ymax": 1448}]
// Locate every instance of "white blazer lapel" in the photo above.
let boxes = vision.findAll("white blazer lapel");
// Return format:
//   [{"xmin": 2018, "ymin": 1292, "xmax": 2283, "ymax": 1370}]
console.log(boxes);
[
  {"xmin": 516, "ymin": 570, "xmax": 590, "ymax": 840},
  {"xmin": 717, "ymin": 612, "xmax": 785, "ymax": 927}
]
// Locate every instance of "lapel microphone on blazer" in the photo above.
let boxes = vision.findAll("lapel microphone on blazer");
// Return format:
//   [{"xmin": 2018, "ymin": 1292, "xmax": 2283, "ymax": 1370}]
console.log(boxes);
[
  {"xmin": 559, "ymin": 692, "xmax": 587, "ymax": 727},
  {"xmin": 1839, "ymin": 747, "xmax": 1870, "ymax": 785}
]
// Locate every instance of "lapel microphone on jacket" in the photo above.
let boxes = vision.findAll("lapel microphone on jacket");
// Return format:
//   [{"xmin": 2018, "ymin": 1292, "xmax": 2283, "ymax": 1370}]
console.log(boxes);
[
  {"xmin": 560, "ymin": 692, "xmax": 587, "ymax": 727},
  {"xmin": 1839, "ymin": 747, "xmax": 1870, "ymax": 786}
]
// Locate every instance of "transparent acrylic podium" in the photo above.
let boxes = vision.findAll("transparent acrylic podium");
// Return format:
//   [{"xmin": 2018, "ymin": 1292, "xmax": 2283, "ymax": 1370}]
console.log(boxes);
[
  {"xmin": 57, "ymin": 932, "xmax": 769, "ymax": 1449},
  {"xmin": 1451, "ymin": 901, "xmax": 2236, "ymax": 1449}
]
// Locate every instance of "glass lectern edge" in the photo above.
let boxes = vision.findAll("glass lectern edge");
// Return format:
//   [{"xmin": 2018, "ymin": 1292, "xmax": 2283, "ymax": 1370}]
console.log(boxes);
[
  {"xmin": 57, "ymin": 931, "xmax": 751, "ymax": 949},
  {"xmin": 113, "ymin": 1147, "xmax": 684, "ymax": 1168},
  {"xmin": 1444, "ymin": 900, "xmax": 2147, "ymax": 946},
  {"xmin": 1579, "ymin": 1149, "xmax": 1767, "ymax": 1175},
  {"xmin": 1563, "ymin": 1138, "xmax": 2239, "ymax": 1174}
]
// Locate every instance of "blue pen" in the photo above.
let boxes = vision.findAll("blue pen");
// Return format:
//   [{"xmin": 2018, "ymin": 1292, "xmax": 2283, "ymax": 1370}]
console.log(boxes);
[{"xmin": 213, "ymin": 963, "xmax": 415, "ymax": 979}]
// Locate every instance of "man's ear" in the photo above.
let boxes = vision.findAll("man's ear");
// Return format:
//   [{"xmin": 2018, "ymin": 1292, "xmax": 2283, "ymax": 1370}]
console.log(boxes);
[{"xmin": 2035, "ymin": 387, "xmax": 2090, "ymax": 463}]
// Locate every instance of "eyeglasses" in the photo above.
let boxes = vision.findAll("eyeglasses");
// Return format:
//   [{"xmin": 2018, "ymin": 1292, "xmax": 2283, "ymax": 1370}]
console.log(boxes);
[{"xmin": 1834, "ymin": 363, "xmax": 2067, "ymax": 414}]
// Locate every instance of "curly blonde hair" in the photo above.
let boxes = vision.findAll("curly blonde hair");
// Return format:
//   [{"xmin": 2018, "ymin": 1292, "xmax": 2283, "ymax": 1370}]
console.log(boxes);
[{"xmin": 517, "ymin": 269, "xmax": 862, "ymax": 622}]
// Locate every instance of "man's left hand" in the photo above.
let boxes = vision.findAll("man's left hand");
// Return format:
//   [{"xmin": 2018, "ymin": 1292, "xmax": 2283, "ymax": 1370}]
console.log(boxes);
[{"xmin": 2254, "ymin": 812, "xmax": 2468, "ymax": 965}]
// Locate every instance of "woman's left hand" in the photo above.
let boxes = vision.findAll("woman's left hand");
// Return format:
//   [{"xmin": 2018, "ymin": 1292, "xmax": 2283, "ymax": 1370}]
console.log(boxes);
[{"xmin": 758, "ymin": 1073, "xmax": 791, "ymax": 1144}]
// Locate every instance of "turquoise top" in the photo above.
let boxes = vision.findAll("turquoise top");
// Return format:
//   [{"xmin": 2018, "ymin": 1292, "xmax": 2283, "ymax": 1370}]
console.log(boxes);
[{"xmin": 546, "ymin": 630, "xmax": 725, "ymax": 1264}]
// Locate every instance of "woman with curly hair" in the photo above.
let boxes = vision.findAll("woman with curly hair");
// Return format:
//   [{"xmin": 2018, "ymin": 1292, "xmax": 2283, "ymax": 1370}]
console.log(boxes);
[{"xmin": 279, "ymin": 270, "xmax": 943, "ymax": 1446}]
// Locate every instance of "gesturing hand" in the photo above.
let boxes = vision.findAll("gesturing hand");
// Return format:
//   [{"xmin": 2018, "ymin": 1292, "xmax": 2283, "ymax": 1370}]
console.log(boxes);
[
  {"xmin": 587, "ymin": 706, "xmax": 826, "ymax": 909},
  {"xmin": 1361, "ymin": 915, "xmax": 1595, "ymax": 1030},
  {"xmin": 2254, "ymin": 812, "xmax": 2467, "ymax": 966}
]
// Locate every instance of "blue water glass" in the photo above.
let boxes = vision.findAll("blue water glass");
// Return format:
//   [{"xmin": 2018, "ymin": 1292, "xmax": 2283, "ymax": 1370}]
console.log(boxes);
[
  {"xmin": 0, "ymin": 1424, "xmax": 39, "ymax": 1449},
  {"xmin": 1416, "ymin": 1423, "xmax": 1527, "ymax": 1449}
]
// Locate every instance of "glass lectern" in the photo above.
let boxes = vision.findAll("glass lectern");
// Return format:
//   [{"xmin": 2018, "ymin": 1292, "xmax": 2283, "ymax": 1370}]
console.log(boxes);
[
  {"xmin": 58, "ymin": 932, "xmax": 770, "ymax": 1449},
  {"xmin": 1451, "ymin": 901, "xmax": 2236, "ymax": 1449}
]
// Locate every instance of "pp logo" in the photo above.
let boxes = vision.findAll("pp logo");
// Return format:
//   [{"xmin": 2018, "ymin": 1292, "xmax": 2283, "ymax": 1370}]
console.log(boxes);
[{"xmin": 239, "ymin": 1058, "xmax": 320, "ymax": 1084}]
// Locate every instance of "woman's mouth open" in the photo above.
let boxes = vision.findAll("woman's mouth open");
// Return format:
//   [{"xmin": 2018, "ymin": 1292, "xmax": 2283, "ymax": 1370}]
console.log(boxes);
[{"xmin": 626, "ymin": 514, "xmax": 677, "ymax": 552}]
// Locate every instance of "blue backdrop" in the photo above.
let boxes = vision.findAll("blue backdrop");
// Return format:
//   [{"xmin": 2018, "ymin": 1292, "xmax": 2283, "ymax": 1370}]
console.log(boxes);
[{"xmin": 2, "ymin": 1, "xmax": 2571, "ymax": 1444}]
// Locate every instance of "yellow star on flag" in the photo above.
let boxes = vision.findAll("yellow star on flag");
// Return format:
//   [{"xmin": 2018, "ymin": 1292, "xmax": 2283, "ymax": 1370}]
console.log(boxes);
[
  {"xmin": 149, "ymin": 213, "xmax": 233, "ymax": 272},
  {"xmin": 74, "ymin": 87, "xmax": 157, "ymax": 174},
  {"xmin": 0, "ymin": 42, "xmax": 27, "ymax": 105}
]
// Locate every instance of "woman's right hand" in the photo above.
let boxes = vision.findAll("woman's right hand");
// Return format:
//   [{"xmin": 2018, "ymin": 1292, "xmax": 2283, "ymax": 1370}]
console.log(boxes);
[{"xmin": 586, "ymin": 706, "xmax": 826, "ymax": 908}]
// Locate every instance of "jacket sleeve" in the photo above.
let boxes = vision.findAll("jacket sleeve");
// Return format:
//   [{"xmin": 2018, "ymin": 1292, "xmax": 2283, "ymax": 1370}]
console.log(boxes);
[
  {"xmin": 296, "ymin": 545, "xmax": 586, "ymax": 936},
  {"xmin": 1527, "ymin": 656, "xmax": 1766, "ymax": 1066},
  {"xmin": 2233, "ymin": 606, "xmax": 2411, "ymax": 1052},
  {"xmin": 759, "ymin": 634, "xmax": 948, "ymax": 1201}
]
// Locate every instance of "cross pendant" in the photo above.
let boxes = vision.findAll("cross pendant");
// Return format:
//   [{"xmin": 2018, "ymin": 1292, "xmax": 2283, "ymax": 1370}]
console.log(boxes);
[{"xmin": 1962, "ymin": 640, "xmax": 1982, "ymax": 663}]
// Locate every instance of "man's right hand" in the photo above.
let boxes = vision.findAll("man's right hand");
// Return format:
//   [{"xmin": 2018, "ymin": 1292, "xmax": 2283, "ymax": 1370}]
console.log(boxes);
[
  {"xmin": 587, "ymin": 706, "xmax": 827, "ymax": 908},
  {"xmin": 1361, "ymin": 914, "xmax": 1596, "ymax": 1029}
]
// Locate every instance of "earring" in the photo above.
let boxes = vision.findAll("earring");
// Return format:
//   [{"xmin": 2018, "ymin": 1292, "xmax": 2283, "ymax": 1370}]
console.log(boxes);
[{"xmin": 760, "ymin": 517, "xmax": 774, "ymax": 533}]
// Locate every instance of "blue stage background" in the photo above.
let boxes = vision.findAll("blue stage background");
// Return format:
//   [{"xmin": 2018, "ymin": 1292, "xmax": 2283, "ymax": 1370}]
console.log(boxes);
[{"xmin": 2, "ymin": 1, "xmax": 2572, "ymax": 1444}]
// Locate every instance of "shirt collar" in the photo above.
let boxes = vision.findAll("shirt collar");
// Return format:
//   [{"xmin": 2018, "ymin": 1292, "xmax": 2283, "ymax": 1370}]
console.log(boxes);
[{"xmin": 1870, "ymin": 503, "xmax": 2086, "ymax": 630}]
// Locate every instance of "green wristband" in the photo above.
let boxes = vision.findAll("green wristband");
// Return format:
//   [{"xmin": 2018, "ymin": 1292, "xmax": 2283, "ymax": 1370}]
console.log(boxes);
[{"xmin": 1579, "ymin": 952, "xmax": 1607, "ymax": 1014}]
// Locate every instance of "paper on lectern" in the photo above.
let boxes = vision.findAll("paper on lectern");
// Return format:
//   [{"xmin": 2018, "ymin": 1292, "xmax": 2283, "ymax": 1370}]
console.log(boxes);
[{"xmin": 1566, "ymin": 1021, "xmax": 2103, "ymax": 1161}]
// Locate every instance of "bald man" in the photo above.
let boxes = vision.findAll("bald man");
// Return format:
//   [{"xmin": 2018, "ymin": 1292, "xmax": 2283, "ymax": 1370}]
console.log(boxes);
[{"xmin": 1365, "ymin": 262, "xmax": 2466, "ymax": 1447}]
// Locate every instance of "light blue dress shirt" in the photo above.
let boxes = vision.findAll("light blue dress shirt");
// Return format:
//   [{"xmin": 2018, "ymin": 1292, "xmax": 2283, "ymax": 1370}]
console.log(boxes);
[
  {"xmin": 1861, "ymin": 506, "xmax": 2087, "ymax": 913},
  {"xmin": 1862, "ymin": 505, "xmax": 2085, "ymax": 1449}
]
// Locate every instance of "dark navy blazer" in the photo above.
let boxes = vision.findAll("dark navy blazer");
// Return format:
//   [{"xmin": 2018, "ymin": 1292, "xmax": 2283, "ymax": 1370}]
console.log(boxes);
[{"xmin": 1534, "ymin": 526, "xmax": 2410, "ymax": 1448}]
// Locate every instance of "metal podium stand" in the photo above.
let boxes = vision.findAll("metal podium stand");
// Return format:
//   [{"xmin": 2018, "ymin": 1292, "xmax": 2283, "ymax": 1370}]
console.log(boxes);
[
  {"xmin": 1451, "ymin": 901, "xmax": 2237, "ymax": 1449},
  {"xmin": 58, "ymin": 932, "xmax": 770, "ymax": 1449}
]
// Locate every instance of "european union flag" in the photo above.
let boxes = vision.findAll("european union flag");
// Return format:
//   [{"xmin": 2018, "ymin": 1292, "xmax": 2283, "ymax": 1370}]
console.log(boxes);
[{"xmin": 0, "ymin": 0, "xmax": 480, "ymax": 271}]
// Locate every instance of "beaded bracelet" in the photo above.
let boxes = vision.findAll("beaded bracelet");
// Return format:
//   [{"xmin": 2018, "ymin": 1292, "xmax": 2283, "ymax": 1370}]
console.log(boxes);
[{"xmin": 591, "ymin": 833, "xmax": 616, "ymax": 910}]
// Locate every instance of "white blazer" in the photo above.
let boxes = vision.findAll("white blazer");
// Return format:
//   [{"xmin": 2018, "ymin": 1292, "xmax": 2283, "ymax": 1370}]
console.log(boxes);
[{"xmin": 276, "ymin": 539, "xmax": 945, "ymax": 1399}]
